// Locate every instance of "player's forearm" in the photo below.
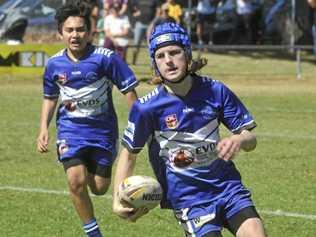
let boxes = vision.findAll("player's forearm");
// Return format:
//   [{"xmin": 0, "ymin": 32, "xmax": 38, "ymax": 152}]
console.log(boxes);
[
  {"xmin": 125, "ymin": 89, "xmax": 138, "ymax": 108},
  {"xmin": 119, "ymin": 4, "xmax": 128, "ymax": 15},
  {"xmin": 234, "ymin": 129, "xmax": 257, "ymax": 152},
  {"xmin": 308, "ymin": 0, "xmax": 316, "ymax": 8},
  {"xmin": 39, "ymin": 98, "xmax": 58, "ymax": 131},
  {"xmin": 113, "ymin": 148, "xmax": 137, "ymax": 202}
]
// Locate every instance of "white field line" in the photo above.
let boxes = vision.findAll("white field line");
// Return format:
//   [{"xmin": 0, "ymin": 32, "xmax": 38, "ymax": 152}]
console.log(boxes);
[
  {"xmin": 257, "ymin": 133, "xmax": 316, "ymax": 140},
  {"xmin": 1, "ymin": 185, "xmax": 315, "ymax": 221}
]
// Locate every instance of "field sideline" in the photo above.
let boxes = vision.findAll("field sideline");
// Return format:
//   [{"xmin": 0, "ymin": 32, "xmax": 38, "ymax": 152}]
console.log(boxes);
[{"xmin": 0, "ymin": 50, "xmax": 315, "ymax": 236}]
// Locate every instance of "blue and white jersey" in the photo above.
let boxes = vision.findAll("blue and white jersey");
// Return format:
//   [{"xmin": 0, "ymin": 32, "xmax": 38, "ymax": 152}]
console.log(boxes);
[
  {"xmin": 122, "ymin": 75, "xmax": 256, "ymax": 209},
  {"xmin": 43, "ymin": 45, "xmax": 138, "ymax": 154}
]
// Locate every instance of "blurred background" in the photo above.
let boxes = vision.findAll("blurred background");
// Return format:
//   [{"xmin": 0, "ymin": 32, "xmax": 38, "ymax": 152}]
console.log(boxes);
[{"xmin": 0, "ymin": 0, "xmax": 314, "ymax": 47}]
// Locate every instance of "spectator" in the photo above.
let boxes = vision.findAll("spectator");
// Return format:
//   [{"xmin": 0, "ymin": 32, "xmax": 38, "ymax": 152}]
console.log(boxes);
[
  {"xmin": 232, "ymin": 0, "xmax": 259, "ymax": 44},
  {"xmin": 75, "ymin": 0, "xmax": 101, "ymax": 43},
  {"xmin": 196, "ymin": 0, "xmax": 220, "ymax": 48},
  {"xmin": 264, "ymin": 0, "xmax": 286, "ymax": 36},
  {"xmin": 96, "ymin": 17, "xmax": 105, "ymax": 46},
  {"xmin": 104, "ymin": 3, "xmax": 131, "ymax": 61},
  {"xmin": 130, "ymin": 0, "xmax": 162, "ymax": 65},
  {"xmin": 103, "ymin": 0, "xmax": 128, "ymax": 16},
  {"xmin": 146, "ymin": 3, "xmax": 175, "ymax": 47},
  {"xmin": 308, "ymin": 0, "xmax": 316, "ymax": 55},
  {"xmin": 165, "ymin": 0, "xmax": 183, "ymax": 24}
]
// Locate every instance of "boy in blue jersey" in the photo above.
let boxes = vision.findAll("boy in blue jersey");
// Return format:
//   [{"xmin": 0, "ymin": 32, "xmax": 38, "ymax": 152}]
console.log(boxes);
[
  {"xmin": 112, "ymin": 22, "xmax": 267, "ymax": 237},
  {"xmin": 36, "ymin": 2, "xmax": 138, "ymax": 237}
]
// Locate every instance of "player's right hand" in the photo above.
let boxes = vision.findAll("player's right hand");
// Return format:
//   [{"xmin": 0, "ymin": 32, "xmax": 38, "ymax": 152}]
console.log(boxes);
[{"xmin": 37, "ymin": 130, "xmax": 49, "ymax": 153}]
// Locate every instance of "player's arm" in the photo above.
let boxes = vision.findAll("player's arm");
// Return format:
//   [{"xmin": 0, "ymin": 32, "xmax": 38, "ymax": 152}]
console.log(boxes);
[
  {"xmin": 216, "ymin": 129, "xmax": 257, "ymax": 161},
  {"xmin": 124, "ymin": 89, "xmax": 138, "ymax": 108},
  {"xmin": 119, "ymin": 3, "xmax": 128, "ymax": 16},
  {"xmin": 308, "ymin": 0, "xmax": 316, "ymax": 8},
  {"xmin": 37, "ymin": 98, "xmax": 58, "ymax": 153}
]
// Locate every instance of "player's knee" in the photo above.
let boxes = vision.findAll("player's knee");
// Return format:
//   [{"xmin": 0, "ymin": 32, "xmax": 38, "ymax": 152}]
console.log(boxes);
[
  {"xmin": 68, "ymin": 178, "xmax": 87, "ymax": 195},
  {"xmin": 90, "ymin": 185, "xmax": 109, "ymax": 195},
  {"xmin": 89, "ymin": 178, "xmax": 111, "ymax": 195},
  {"xmin": 236, "ymin": 218, "xmax": 266, "ymax": 237}
]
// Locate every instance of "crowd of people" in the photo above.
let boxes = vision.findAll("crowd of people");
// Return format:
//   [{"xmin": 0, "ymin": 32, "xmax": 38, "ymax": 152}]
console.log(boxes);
[
  {"xmin": 75, "ymin": 0, "xmax": 315, "ymax": 64},
  {"xmin": 1, "ymin": 0, "xmax": 314, "ymax": 59}
]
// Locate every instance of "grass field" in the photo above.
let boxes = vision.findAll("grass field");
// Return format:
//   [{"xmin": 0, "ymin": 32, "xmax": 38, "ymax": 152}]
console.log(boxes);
[{"xmin": 0, "ymin": 49, "xmax": 316, "ymax": 236}]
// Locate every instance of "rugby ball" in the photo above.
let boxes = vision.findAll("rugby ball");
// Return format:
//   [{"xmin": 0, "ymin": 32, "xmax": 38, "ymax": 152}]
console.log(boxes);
[{"xmin": 118, "ymin": 175, "xmax": 163, "ymax": 210}]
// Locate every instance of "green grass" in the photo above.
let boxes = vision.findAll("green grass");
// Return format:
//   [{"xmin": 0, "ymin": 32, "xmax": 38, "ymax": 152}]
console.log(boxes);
[{"xmin": 0, "ymin": 49, "xmax": 316, "ymax": 236}]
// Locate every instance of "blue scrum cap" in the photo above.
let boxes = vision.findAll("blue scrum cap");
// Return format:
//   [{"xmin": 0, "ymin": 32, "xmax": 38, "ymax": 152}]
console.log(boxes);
[{"xmin": 149, "ymin": 22, "xmax": 192, "ymax": 61}]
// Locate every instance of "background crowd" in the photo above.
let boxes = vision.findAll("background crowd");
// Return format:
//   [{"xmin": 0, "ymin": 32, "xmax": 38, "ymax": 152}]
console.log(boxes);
[
  {"xmin": 90, "ymin": 0, "xmax": 316, "ymax": 63},
  {"xmin": 0, "ymin": 0, "xmax": 315, "ymax": 63}
]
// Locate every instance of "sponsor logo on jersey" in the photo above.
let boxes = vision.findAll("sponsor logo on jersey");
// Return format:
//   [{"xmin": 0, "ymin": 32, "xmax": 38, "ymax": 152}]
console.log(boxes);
[
  {"xmin": 57, "ymin": 73, "xmax": 67, "ymax": 85},
  {"xmin": 165, "ymin": 114, "xmax": 178, "ymax": 129},
  {"xmin": 77, "ymin": 98, "xmax": 100, "ymax": 107},
  {"xmin": 200, "ymin": 106, "xmax": 217, "ymax": 119},
  {"xmin": 195, "ymin": 143, "xmax": 216, "ymax": 155}
]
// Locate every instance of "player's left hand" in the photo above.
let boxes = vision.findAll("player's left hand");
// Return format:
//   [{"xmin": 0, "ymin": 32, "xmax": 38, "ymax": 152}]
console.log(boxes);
[
  {"xmin": 113, "ymin": 198, "xmax": 149, "ymax": 222},
  {"xmin": 216, "ymin": 135, "xmax": 242, "ymax": 161},
  {"xmin": 127, "ymin": 207, "xmax": 149, "ymax": 222}
]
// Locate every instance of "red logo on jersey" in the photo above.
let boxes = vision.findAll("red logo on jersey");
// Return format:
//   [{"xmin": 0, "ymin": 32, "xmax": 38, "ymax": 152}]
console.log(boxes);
[
  {"xmin": 58, "ymin": 142, "xmax": 69, "ymax": 155},
  {"xmin": 57, "ymin": 73, "xmax": 67, "ymax": 85},
  {"xmin": 165, "ymin": 114, "xmax": 178, "ymax": 129},
  {"xmin": 64, "ymin": 100, "xmax": 76, "ymax": 111},
  {"xmin": 172, "ymin": 149, "xmax": 194, "ymax": 168}
]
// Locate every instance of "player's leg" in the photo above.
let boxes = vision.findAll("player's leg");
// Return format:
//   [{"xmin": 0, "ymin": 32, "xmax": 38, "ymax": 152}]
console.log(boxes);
[
  {"xmin": 225, "ymin": 206, "xmax": 266, "ymax": 237},
  {"xmin": 236, "ymin": 216, "xmax": 266, "ymax": 237},
  {"xmin": 85, "ymin": 148, "xmax": 114, "ymax": 195},
  {"xmin": 65, "ymin": 162, "xmax": 93, "ymax": 222},
  {"xmin": 64, "ymin": 159, "xmax": 103, "ymax": 237},
  {"xmin": 206, "ymin": 14, "xmax": 216, "ymax": 46},
  {"xmin": 132, "ymin": 21, "xmax": 146, "ymax": 65},
  {"xmin": 87, "ymin": 173, "xmax": 111, "ymax": 195},
  {"xmin": 173, "ymin": 203, "xmax": 223, "ymax": 237},
  {"xmin": 196, "ymin": 14, "xmax": 204, "ymax": 47},
  {"xmin": 223, "ymin": 183, "xmax": 267, "ymax": 237}
]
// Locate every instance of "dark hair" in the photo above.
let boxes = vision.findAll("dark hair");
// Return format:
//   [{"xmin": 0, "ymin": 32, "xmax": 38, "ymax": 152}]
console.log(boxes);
[{"xmin": 55, "ymin": 1, "xmax": 91, "ymax": 34}]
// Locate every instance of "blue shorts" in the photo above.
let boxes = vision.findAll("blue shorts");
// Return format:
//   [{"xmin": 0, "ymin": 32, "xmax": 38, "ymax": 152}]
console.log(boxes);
[
  {"xmin": 174, "ymin": 190, "xmax": 258, "ymax": 236},
  {"xmin": 56, "ymin": 139, "xmax": 117, "ymax": 177}
]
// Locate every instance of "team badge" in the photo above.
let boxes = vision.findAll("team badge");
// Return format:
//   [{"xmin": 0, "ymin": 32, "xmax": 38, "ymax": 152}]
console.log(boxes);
[
  {"xmin": 165, "ymin": 114, "xmax": 178, "ymax": 129},
  {"xmin": 58, "ymin": 141, "xmax": 69, "ymax": 156},
  {"xmin": 57, "ymin": 73, "xmax": 67, "ymax": 85}
]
